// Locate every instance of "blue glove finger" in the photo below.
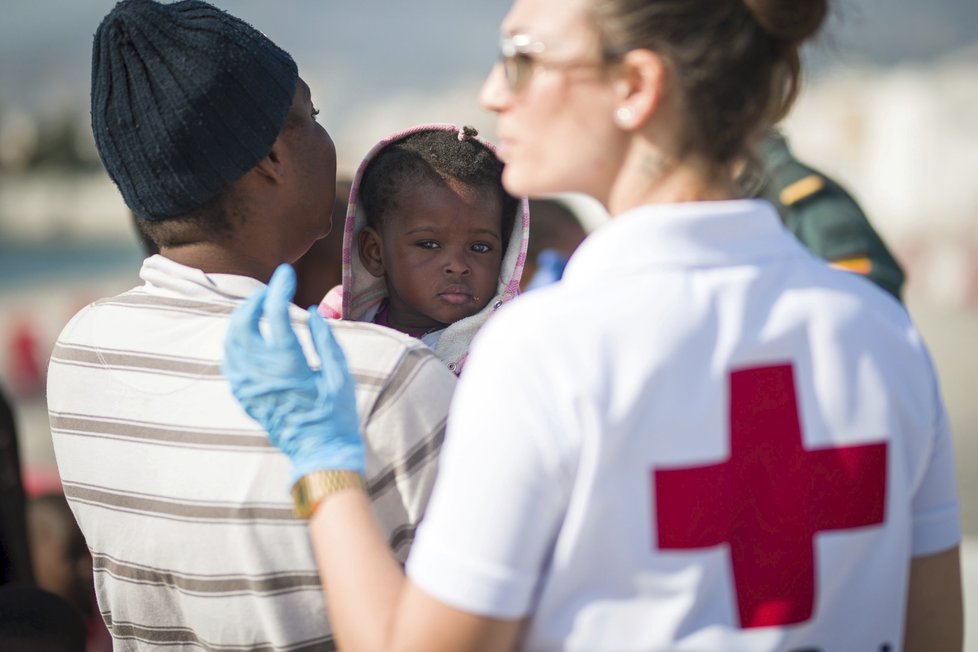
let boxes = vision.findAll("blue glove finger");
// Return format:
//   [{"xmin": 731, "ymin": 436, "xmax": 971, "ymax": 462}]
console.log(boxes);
[
  {"xmin": 225, "ymin": 265, "xmax": 309, "ymax": 384},
  {"xmin": 223, "ymin": 278, "xmax": 366, "ymax": 484},
  {"xmin": 223, "ymin": 287, "xmax": 268, "ymax": 379},
  {"xmin": 265, "ymin": 264, "xmax": 299, "ymax": 348},
  {"xmin": 307, "ymin": 307, "xmax": 350, "ymax": 394},
  {"xmin": 301, "ymin": 306, "xmax": 363, "ymax": 479}
]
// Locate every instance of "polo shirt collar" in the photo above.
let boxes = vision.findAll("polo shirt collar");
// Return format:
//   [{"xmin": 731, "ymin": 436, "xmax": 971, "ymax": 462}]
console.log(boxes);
[
  {"xmin": 562, "ymin": 199, "xmax": 800, "ymax": 281},
  {"xmin": 140, "ymin": 254, "xmax": 268, "ymax": 302}
]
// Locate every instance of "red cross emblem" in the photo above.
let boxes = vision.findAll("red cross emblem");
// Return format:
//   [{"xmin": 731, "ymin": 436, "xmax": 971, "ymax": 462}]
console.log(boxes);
[{"xmin": 653, "ymin": 363, "xmax": 887, "ymax": 628}]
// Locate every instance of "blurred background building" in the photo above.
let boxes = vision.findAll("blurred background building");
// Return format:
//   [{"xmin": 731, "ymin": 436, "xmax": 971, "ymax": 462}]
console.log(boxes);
[{"xmin": 0, "ymin": 0, "xmax": 975, "ymax": 647}]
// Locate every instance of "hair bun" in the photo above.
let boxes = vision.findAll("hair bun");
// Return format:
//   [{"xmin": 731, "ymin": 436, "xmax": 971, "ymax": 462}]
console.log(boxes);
[{"xmin": 743, "ymin": 0, "xmax": 828, "ymax": 43}]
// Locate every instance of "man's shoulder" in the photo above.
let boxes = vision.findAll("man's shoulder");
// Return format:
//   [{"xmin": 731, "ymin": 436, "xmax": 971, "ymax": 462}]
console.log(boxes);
[
  {"xmin": 53, "ymin": 282, "xmax": 234, "ymax": 348},
  {"xmin": 53, "ymin": 286, "xmax": 145, "ymax": 338}
]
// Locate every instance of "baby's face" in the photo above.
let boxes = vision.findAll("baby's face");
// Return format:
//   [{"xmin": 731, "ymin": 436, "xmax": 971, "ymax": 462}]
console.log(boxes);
[{"xmin": 378, "ymin": 179, "xmax": 504, "ymax": 334}]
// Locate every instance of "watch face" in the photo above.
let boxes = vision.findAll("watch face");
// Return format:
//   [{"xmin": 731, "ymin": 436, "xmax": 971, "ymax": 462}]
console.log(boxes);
[{"xmin": 292, "ymin": 481, "xmax": 313, "ymax": 518}]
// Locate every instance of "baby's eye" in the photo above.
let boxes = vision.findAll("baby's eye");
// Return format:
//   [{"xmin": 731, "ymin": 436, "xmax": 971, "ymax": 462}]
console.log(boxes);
[
  {"xmin": 471, "ymin": 243, "xmax": 492, "ymax": 253},
  {"xmin": 416, "ymin": 240, "xmax": 440, "ymax": 249}
]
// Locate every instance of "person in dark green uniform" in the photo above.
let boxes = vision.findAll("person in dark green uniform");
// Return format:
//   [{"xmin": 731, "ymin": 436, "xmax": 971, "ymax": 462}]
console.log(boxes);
[{"xmin": 753, "ymin": 129, "xmax": 905, "ymax": 300}]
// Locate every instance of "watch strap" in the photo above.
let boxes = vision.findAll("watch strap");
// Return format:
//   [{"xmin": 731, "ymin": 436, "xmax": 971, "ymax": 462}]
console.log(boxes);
[{"xmin": 291, "ymin": 470, "xmax": 366, "ymax": 518}]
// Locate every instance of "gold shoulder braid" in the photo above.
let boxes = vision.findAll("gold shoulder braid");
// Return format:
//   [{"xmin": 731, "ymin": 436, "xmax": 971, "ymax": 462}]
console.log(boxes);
[
  {"xmin": 779, "ymin": 174, "xmax": 825, "ymax": 206},
  {"xmin": 291, "ymin": 470, "xmax": 366, "ymax": 518}
]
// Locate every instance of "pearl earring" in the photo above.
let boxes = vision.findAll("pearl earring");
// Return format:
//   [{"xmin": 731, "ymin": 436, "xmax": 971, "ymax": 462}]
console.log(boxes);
[{"xmin": 614, "ymin": 106, "xmax": 633, "ymax": 126}]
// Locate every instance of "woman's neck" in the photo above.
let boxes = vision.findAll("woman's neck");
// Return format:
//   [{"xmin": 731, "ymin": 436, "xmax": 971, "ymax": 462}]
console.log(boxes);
[{"xmin": 605, "ymin": 151, "xmax": 739, "ymax": 217}]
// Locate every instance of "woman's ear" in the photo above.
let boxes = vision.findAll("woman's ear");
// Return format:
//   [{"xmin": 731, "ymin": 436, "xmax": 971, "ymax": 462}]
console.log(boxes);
[
  {"xmin": 358, "ymin": 227, "xmax": 386, "ymax": 278},
  {"xmin": 612, "ymin": 48, "xmax": 668, "ymax": 131}
]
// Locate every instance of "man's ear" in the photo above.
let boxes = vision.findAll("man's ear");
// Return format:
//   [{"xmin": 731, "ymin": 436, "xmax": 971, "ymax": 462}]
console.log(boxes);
[
  {"xmin": 252, "ymin": 134, "xmax": 288, "ymax": 183},
  {"xmin": 358, "ymin": 227, "xmax": 386, "ymax": 278}
]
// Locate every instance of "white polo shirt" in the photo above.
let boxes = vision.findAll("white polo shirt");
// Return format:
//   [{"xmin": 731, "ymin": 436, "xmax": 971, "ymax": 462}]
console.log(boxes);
[{"xmin": 407, "ymin": 200, "xmax": 960, "ymax": 651}]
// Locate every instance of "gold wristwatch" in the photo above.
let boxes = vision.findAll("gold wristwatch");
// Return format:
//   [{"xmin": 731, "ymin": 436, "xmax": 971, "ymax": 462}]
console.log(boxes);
[{"xmin": 291, "ymin": 470, "xmax": 366, "ymax": 518}]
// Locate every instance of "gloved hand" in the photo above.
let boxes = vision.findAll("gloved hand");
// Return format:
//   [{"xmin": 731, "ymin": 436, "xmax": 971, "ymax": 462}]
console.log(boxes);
[{"xmin": 223, "ymin": 264, "xmax": 364, "ymax": 485}]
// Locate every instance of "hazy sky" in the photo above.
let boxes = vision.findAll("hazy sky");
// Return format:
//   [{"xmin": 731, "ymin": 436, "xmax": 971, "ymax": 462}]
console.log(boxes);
[
  {"xmin": 1, "ymin": 0, "xmax": 975, "ymax": 169},
  {"xmin": 3, "ymin": 0, "xmax": 976, "ymax": 111},
  {"xmin": 0, "ymin": 2, "xmax": 506, "ymax": 112}
]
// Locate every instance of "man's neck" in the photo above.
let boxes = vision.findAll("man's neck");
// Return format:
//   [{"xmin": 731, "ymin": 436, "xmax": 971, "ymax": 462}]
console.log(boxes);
[{"xmin": 160, "ymin": 242, "xmax": 277, "ymax": 284}]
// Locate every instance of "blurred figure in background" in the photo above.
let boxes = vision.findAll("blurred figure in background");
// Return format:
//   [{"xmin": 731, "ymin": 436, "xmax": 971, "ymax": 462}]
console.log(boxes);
[
  {"xmin": 753, "ymin": 129, "xmax": 906, "ymax": 300},
  {"xmin": 293, "ymin": 177, "xmax": 351, "ymax": 309},
  {"xmin": 5, "ymin": 319, "xmax": 46, "ymax": 398},
  {"xmin": 0, "ymin": 584, "xmax": 86, "ymax": 652},
  {"xmin": 0, "ymin": 382, "xmax": 33, "ymax": 588},
  {"xmin": 27, "ymin": 493, "xmax": 111, "ymax": 652},
  {"xmin": 520, "ymin": 197, "xmax": 587, "ymax": 291}
]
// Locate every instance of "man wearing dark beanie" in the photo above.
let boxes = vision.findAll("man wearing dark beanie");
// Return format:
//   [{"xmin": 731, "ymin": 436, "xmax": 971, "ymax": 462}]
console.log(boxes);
[{"xmin": 46, "ymin": 1, "xmax": 456, "ymax": 649}]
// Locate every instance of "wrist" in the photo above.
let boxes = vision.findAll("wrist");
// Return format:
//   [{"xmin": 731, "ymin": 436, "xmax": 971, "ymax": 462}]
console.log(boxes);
[
  {"xmin": 284, "ymin": 425, "xmax": 365, "ymax": 482},
  {"xmin": 287, "ymin": 445, "xmax": 365, "ymax": 485},
  {"xmin": 291, "ymin": 469, "xmax": 366, "ymax": 519}
]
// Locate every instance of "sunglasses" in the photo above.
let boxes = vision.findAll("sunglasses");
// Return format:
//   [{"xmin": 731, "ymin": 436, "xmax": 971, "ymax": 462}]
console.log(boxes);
[
  {"xmin": 498, "ymin": 33, "xmax": 613, "ymax": 94},
  {"xmin": 499, "ymin": 34, "xmax": 546, "ymax": 93}
]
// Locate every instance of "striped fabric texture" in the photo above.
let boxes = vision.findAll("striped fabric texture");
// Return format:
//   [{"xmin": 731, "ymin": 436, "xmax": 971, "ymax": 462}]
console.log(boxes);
[{"xmin": 47, "ymin": 256, "xmax": 456, "ymax": 651}]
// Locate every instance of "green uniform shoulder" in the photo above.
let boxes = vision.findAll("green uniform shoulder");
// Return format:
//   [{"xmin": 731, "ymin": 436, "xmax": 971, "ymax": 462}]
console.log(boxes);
[{"xmin": 755, "ymin": 132, "xmax": 905, "ymax": 301}]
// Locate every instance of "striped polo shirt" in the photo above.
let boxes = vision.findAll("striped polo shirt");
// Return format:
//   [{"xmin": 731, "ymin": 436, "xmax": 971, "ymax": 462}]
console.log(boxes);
[{"xmin": 47, "ymin": 255, "xmax": 456, "ymax": 651}]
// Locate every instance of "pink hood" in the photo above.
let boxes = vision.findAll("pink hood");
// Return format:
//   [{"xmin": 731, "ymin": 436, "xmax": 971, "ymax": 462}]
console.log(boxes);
[{"xmin": 319, "ymin": 123, "xmax": 530, "ymax": 375}]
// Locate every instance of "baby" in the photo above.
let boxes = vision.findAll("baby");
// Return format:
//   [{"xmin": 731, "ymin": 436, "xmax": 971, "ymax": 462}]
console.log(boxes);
[{"xmin": 319, "ymin": 124, "xmax": 528, "ymax": 374}]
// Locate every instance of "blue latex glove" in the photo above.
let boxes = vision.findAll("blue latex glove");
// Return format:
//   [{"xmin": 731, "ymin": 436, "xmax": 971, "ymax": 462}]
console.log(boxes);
[{"xmin": 222, "ymin": 264, "xmax": 364, "ymax": 485}]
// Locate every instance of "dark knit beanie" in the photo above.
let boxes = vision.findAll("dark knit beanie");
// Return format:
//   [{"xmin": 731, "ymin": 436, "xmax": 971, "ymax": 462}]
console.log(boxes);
[{"xmin": 91, "ymin": 0, "xmax": 299, "ymax": 220}]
